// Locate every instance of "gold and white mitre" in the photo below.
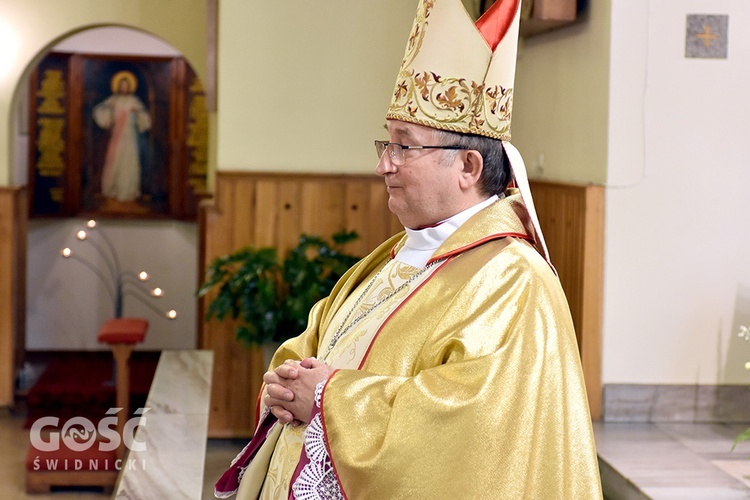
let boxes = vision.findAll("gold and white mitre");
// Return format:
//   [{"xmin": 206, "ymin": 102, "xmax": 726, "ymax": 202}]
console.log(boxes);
[
  {"xmin": 386, "ymin": 0, "xmax": 554, "ymax": 268},
  {"xmin": 386, "ymin": 0, "xmax": 522, "ymax": 141}
]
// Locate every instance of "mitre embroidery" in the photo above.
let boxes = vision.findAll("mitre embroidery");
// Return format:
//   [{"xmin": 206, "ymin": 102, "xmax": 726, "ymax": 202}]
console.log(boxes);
[{"xmin": 386, "ymin": 0, "xmax": 520, "ymax": 141}]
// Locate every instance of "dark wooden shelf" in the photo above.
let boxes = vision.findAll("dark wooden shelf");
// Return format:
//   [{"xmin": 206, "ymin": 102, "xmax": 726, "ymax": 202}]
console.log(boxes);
[{"xmin": 519, "ymin": 0, "xmax": 578, "ymax": 37}]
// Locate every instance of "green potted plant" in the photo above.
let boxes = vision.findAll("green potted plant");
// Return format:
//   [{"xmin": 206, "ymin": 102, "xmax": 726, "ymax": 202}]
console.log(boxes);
[
  {"xmin": 197, "ymin": 230, "xmax": 360, "ymax": 347},
  {"xmin": 734, "ymin": 325, "xmax": 750, "ymax": 450}
]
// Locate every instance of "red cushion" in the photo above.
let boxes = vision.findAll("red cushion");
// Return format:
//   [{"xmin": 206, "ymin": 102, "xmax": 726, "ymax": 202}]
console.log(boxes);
[{"xmin": 97, "ymin": 318, "xmax": 148, "ymax": 344}]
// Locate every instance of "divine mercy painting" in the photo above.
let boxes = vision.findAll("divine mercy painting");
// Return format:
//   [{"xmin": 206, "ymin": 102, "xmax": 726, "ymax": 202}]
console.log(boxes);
[
  {"xmin": 80, "ymin": 56, "xmax": 171, "ymax": 216},
  {"xmin": 28, "ymin": 52, "xmax": 208, "ymax": 219}
]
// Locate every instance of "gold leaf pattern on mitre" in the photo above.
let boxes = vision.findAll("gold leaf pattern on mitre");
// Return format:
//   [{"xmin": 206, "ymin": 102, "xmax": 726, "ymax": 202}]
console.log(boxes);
[
  {"xmin": 414, "ymin": 72, "xmax": 475, "ymax": 120},
  {"xmin": 483, "ymin": 84, "xmax": 513, "ymax": 137},
  {"xmin": 390, "ymin": 69, "xmax": 513, "ymax": 141},
  {"xmin": 387, "ymin": 0, "xmax": 519, "ymax": 141},
  {"xmin": 401, "ymin": 0, "xmax": 435, "ymax": 70},
  {"xmin": 436, "ymin": 84, "xmax": 466, "ymax": 112}
]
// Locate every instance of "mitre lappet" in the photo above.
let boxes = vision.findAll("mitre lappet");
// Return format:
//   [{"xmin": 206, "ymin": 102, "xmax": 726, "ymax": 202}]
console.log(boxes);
[{"xmin": 386, "ymin": 0, "xmax": 552, "ymax": 266}]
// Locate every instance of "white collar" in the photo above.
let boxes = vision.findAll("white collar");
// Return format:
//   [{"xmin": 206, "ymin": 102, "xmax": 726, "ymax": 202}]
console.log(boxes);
[{"xmin": 396, "ymin": 195, "xmax": 498, "ymax": 268}]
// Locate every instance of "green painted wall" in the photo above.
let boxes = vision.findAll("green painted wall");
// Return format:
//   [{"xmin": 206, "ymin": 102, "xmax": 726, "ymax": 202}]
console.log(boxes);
[
  {"xmin": 512, "ymin": 1, "xmax": 612, "ymax": 184},
  {"xmin": 217, "ymin": 0, "xmax": 419, "ymax": 174}
]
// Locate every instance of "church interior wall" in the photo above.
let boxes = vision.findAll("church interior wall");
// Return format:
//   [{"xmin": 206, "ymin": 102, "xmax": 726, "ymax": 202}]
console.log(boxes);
[
  {"xmin": 7, "ymin": 0, "xmax": 750, "ymax": 392},
  {"xmin": 216, "ymin": 0, "xmax": 420, "ymax": 174},
  {"xmin": 512, "ymin": 0, "xmax": 611, "ymax": 185},
  {"xmin": 0, "ymin": 0, "xmax": 208, "ymax": 186},
  {"xmin": 604, "ymin": 0, "xmax": 750, "ymax": 386},
  {"xmin": 0, "ymin": 2, "xmax": 208, "ymax": 352},
  {"xmin": 505, "ymin": 0, "xmax": 750, "ymax": 391},
  {"xmin": 20, "ymin": 27, "xmax": 199, "ymax": 351}
]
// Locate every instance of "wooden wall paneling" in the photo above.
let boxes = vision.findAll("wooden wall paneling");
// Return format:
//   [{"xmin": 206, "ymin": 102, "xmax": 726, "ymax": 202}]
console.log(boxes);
[
  {"xmin": 231, "ymin": 176, "xmax": 257, "ymax": 248},
  {"xmin": 276, "ymin": 180, "xmax": 302, "ymax": 253},
  {"xmin": 321, "ymin": 180, "xmax": 346, "ymax": 237},
  {"xmin": 199, "ymin": 175, "xmax": 263, "ymax": 437},
  {"xmin": 227, "ymin": 320, "xmax": 263, "ymax": 434},
  {"xmin": 0, "ymin": 189, "xmax": 15, "ymax": 406},
  {"xmin": 343, "ymin": 180, "xmax": 372, "ymax": 257},
  {"xmin": 561, "ymin": 187, "xmax": 585, "ymax": 341},
  {"xmin": 0, "ymin": 187, "xmax": 27, "ymax": 407},
  {"xmin": 299, "ymin": 181, "xmax": 322, "ymax": 238},
  {"xmin": 580, "ymin": 185, "xmax": 604, "ymax": 420},
  {"xmin": 253, "ymin": 179, "xmax": 279, "ymax": 247},
  {"xmin": 530, "ymin": 180, "xmax": 603, "ymax": 420},
  {"xmin": 198, "ymin": 184, "xmax": 231, "ymax": 433},
  {"xmin": 208, "ymin": 321, "xmax": 232, "ymax": 434},
  {"xmin": 532, "ymin": 183, "xmax": 582, "ymax": 333},
  {"xmin": 228, "ymin": 175, "xmax": 265, "ymax": 435},
  {"xmin": 299, "ymin": 180, "xmax": 343, "ymax": 239}
]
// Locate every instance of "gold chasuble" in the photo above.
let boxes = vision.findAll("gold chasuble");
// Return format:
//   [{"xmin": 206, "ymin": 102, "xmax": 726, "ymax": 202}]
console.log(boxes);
[
  {"xmin": 218, "ymin": 192, "xmax": 602, "ymax": 499},
  {"xmin": 259, "ymin": 259, "xmax": 443, "ymax": 499}
]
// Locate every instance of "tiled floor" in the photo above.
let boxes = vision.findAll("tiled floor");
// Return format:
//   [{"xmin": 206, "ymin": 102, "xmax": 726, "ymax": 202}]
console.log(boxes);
[
  {"xmin": 202, "ymin": 439, "xmax": 246, "ymax": 499},
  {"xmin": 6, "ymin": 405, "xmax": 750, "ymax": 499},
  {"xmin": 595, "ymin": 421, "xmax": 750, "ymax": 499}
]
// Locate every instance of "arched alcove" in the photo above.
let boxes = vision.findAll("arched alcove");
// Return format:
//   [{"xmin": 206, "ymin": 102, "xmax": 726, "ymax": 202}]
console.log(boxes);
[{"xmin": 11, "ymin": 25, "xmax": 204, "ymax": 363}]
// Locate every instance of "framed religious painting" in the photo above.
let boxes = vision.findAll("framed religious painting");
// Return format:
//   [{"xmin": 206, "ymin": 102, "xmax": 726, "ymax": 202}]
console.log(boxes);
[
  {"xmin": 27, "ymin": 52, "xmax": 208, "ymax": 220},
  {"xmin": 77, "ymin": 55, "xmax": 172, "ymax": 216}
]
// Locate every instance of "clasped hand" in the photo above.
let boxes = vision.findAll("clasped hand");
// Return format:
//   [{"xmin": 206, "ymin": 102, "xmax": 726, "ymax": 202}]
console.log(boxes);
[{"xmin": 263, "ymin": 357, "xmax": 334, "ymax": 425}]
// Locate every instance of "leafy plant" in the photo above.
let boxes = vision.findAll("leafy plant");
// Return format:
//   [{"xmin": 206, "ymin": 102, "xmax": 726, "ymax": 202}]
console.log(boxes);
[
  {"xmin": 733, "ymin": 325, "xmax": 750, "ymax": 451},
  {"xmin": 197, "ymin": 230, "xmax": 360, "ymax": 346}
]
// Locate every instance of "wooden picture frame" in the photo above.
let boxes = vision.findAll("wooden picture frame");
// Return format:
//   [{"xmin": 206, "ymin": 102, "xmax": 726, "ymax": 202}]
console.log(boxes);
[
  {"xmin": 28, "ymin": 53, "xmax": 208, "ymax": 220},
  {"xmin": 28, "ymin": 52, "xmax": 72, "ymax": 217}
]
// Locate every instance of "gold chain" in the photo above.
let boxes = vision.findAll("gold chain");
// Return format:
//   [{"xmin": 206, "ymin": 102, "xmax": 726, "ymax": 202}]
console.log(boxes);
[{"xmin": 324, "ymin": 258, "xmax": 444, "ymax": 358}]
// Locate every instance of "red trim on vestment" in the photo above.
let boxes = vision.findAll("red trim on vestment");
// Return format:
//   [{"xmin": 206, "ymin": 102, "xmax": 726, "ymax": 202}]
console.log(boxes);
[
  {"xmin": 358, "ymin": 257, "xmax": 453, "ymax": 369},
  {"xmin": 427, "ymin": 232, "xmax": 534, "ymax": 264},
  {"xmin": 412, "ymin": 220, "xmax": 446, "ymax": 230},
  {"xmin": 475, "ymin": 0, "xmax": 521, "ymax": 51},
  {"xmin": 319, "ymin": 369, "xmax": 349, "ymax": 500},
  {"xmin": 214, "ymin": 410, "xmax": 279, "ymax": 495},
  {"xmin": 389, "ymin": 243, "xmax": 398, "ymax": 260},
  {"xmin": 255, "ymin": 383, "xmax": 265, "ymax": 427}
]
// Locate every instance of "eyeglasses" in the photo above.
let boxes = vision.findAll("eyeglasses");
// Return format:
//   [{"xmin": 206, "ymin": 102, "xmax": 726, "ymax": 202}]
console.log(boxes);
[{"xmin": 374, "ymin": 140, "xmax": 468, "ymax": 166}]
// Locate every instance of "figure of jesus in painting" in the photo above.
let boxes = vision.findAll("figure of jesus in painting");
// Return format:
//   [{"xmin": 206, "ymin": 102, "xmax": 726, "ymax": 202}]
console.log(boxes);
[{"xmin": 92, "ymin": 70, "xmax": 151, "ymax": 202}]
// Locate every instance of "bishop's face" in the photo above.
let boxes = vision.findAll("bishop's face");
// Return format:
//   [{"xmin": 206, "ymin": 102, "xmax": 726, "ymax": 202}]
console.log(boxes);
[{"xmin": 375, "ymin": 120, "xmax": 466, "ymax": 229}]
